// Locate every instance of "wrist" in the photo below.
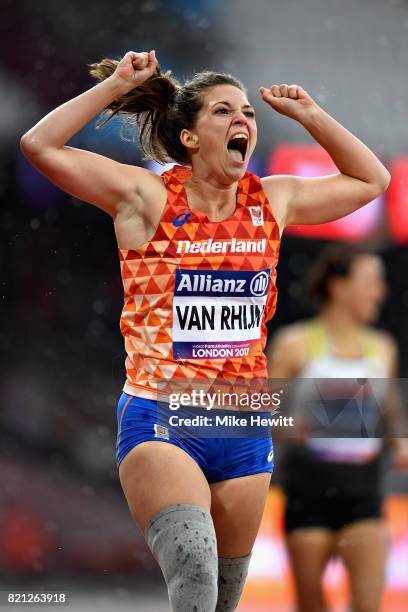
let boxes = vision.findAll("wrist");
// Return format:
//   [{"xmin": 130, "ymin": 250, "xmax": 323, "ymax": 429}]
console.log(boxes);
[
  {"xmin": 104, "ymin": 74, "xmax": 133, "ymax": 97},
  {"xmin": 297, "ymin": 104, "xmax": 324, "ymax": 128},
  {"xmin": 106, "ymin": 73, "xmax": 147, "ymax": 97}
]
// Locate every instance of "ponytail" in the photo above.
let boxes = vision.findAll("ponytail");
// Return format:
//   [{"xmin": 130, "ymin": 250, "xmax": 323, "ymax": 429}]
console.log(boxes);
[{"xmin": 89, "ymin": 58, "xmax": 246, "ymax": 164}]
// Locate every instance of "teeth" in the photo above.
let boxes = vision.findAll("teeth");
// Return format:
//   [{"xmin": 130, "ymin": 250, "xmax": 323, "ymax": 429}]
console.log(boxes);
[{"xmin": 230, "ymin": 133, "xmax": 248, "ymax": 140}]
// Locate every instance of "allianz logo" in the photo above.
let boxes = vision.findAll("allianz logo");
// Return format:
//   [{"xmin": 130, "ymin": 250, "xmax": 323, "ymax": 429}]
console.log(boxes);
[{"xmin": 176, "ymin": 271, "xmax": 269, "ymax": 297}]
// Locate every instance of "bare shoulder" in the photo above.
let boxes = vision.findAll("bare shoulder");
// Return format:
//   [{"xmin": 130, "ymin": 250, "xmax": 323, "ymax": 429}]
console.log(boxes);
[
  {"xmin": 372, "ymin": 329, "xmax": 398, "ymax": 355},
  {"xmin": 267, "ymin": 322, "xmax": 310, "ymax": 377},
  {"xmin": 269, "ymin": 322, "xmax": 309, "ymax": 353},
  {"xmin": 114, "ymin": 166, "xmax": 167, "ymax": 249},
  {"xmin": 120, "ymin": 164, "xmax": 166, "ymax": 203},
  {"xmin": 117, "ymin": 165, "xmax": 167, "ymax": 217},
  {"xmin": 372, "ymin": 329, "xmax": 399, "ymax": 375}
]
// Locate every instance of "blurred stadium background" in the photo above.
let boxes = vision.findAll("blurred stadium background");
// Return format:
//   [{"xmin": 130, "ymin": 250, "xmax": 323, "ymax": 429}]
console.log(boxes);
[{"xmin": 1, "ymin": 0, "xmax": 408, "ymax": 609}]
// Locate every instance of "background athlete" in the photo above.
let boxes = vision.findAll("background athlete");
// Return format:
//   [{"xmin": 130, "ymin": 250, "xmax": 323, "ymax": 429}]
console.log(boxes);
[
  {"xmin": 267, "ymin": 246, "xmax": 408, "ymax": 612},
  {"xmin": 21, "ymin": 50, "xmax": 390, "ymax": 611}
]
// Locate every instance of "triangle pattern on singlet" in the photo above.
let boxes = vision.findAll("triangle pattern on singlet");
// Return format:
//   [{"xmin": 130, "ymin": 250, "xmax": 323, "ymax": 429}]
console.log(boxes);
[{"xmin": 118, "ymin": 164, "xmax": 281, "ymax": 398}]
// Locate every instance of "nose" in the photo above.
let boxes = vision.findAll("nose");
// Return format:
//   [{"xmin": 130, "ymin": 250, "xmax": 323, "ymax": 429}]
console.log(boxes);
[{"xmin": 232, "ymin": 109, "xmax": 249, "ymax": 125}]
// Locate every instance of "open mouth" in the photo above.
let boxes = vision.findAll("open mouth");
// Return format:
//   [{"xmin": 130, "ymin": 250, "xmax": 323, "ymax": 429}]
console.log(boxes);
[{"xmin": 226, "ymin": 134, "xmax": 248, "ymax": 162}]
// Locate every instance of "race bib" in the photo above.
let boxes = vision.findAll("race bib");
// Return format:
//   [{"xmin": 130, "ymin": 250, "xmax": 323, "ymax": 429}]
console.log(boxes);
[{"xmin": 173, "ymin": 268, "xmax": 270, "ymax": 359}]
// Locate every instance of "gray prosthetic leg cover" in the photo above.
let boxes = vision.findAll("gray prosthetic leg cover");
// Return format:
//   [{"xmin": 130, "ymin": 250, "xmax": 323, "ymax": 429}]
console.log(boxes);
[
  {"xmin": 145, "ymin": 504, "xmax": 218, "ymax": 612},
  {"xmin": 215, "ymin": 552, "xmax": 252, "ymax": 611}
]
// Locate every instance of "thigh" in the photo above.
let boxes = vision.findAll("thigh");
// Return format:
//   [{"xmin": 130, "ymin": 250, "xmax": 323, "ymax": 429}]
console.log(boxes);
[
  {"xmin": 209, "ymin": 472, "xmax": 271, "ymax": 557},
  {"xmin": 286, "ymin": 529, "xmax": 335, "ymax": 612},
  {"xmin": 117, "ymin": 393, "xmax": 211, "ymax": 531},
  {"xmin": 335, "ymin": 518, "xmax": 388, "ymax": 612},
  {"xmin": 119, "ymin": 441, "xmax": 211, "ymax": 532}
]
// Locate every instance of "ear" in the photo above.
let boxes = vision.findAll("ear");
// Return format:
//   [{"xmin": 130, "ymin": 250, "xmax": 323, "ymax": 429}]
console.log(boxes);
[{"xmin": 180, "ymin": 129, "xmax": 199, "ymax": 149}]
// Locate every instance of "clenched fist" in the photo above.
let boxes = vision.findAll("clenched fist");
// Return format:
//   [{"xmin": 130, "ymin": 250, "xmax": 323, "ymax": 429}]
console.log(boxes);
[
  {"xmin": 259, "ymin": 83, "xmax": 318, "ymax": 123},
  {"xmin": 112, "ymin": 50, "xmax": 159, "ymax": 94}
]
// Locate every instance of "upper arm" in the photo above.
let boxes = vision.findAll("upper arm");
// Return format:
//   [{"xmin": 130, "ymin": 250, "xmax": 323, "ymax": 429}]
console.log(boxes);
[
  {"xmin": 261, "ymin": 173, "xmax": 385, "ymax": 229},
  {"xmin": 374, "ymin": 332, "xmax": 405, "ymax": 439},
  {"xmin": 19, "ymin": 144, "xmax": 152, "ymax": 218},
  {"xmin": 266, "ymin": 325, "xmax": 309, "ymax": 378},
  {"xmin": 376, "ymin": 331, "xmax": 399, "ymax": 377}
]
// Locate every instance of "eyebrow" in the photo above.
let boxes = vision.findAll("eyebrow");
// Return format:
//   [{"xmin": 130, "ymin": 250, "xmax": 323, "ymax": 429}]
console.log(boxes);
[{"xmin": 212, "ymin": 101, "xmax": 254, "ymax": 110}]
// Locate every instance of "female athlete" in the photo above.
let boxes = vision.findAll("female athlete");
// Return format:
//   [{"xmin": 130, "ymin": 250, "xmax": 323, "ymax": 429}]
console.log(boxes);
[
  {"xmin": 267, "ymin": 246, "xmax": 408, "ymax": 612},
  {"xmin": 21, "ymin": 50, "xmax": 390, "ymax": 611}
]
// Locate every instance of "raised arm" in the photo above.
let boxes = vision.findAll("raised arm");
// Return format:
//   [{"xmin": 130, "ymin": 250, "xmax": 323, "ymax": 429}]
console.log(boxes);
[
  {"xmin": 258, "ymin": 84, "xmax": 391, "ymax": 230},
  {"xmin": 20, "ymin": 51, "xmax": 159, "ymax": 218}
]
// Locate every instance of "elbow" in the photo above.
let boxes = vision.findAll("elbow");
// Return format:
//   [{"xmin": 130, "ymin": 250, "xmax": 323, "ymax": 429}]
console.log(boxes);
[
  {"xmin": 20, "ymin": 132, "xmax": 59, "ymax": 161},
  {"xmin": 372, "ymin": 168, "xmax": 391, "ymax": 196},
  {"xmin": 20, "ymin": 133, "xmax": 35, "ymax": 157},
  {"xmin": 20, "ymin": 132, "xmax": 43, "ymax": 158},
  {"xmin": 380, "ymin": 168, "xmax": 392, "ymax": 192}
]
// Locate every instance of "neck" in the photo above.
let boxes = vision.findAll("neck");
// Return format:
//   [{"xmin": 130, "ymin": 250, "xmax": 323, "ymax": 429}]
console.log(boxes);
[
  {"xmin": 320, "ymin": 304, "xmax": 363, "ymax": 337},
  {"xmin": 183, "ymin": 167, "xmax": 239, "ymax": 220}
]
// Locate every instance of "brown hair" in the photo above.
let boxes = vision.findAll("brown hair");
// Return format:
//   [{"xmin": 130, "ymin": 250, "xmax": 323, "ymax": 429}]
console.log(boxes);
[
  {"xmin": 89, "ymin": 58, "xmax": 246, "ymax": 165},
  {"xmin": 307, "ymin": 244, "xmax": 376, "ymax": 307}
]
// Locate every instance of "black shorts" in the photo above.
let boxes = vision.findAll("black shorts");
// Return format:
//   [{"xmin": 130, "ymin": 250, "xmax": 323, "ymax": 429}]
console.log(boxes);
[{"xmin": 284, "ymin": 491, "xmax": 383, "ymax": 532}]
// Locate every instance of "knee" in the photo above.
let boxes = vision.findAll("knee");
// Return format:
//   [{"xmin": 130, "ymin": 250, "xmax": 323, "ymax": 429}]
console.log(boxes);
[
  {"xmin": 172, "ymin": 546, "xmax": 218, "ymax": 593},
  {"xmin": 351, "ymin": 598, "xmax": 381, "ymax": 612},
  {"xmin": 145, "ymin": 503, "xmax": 218, "ymax": 611},
  {"xmin": 169, "ymin": 541, "xmax": 218, "ymax": 588},
  {"xmin": 295, "ymin": 585, "xmax": 327, "ymax": 612},
  {"xmin": 215, "ymin": 552, "xmax": 252, "ymax": 611}
]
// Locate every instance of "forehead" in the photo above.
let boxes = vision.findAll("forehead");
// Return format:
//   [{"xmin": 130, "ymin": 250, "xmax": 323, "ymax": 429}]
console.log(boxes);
[
  {"xmin": 351, "ymin": 256, "xmax": 384, "ymax": 277},
  {"xmin": 201, "ymin": 84, "xmax": 251, "ymax": 109}
]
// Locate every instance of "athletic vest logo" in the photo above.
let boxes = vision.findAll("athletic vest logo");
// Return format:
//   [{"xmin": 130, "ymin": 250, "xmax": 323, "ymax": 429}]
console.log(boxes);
[
  {"xmin": 173, "ymin": 268, "xmax": 271, "ymax": 360},
  {"xmin": 173, "ymin": 209, "xmax": 193, "ymax": 227},
  {"xmin": 176, "ymin": 238, "xmax": 266, "ymax": 255},
  {"xmin": 154, "ymin": 424, "xmax": 169, "ymax": 439},
  {"xmin": 249, "ymin": 206, "xmax": 264, "ymax": 226},
  {"xmin": 249, "ymin": 271, "xmax": 269, "ymax": 297}
]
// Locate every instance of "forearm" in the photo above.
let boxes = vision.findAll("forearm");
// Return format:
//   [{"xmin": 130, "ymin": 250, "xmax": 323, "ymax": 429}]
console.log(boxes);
[
  {"xmin": 299, "ymin": 106, "xmax": 390, "ymax": 189},
  {"xmin": 383, "ymin": 381, "xmax": 408, "ymax": 439},
  {"xmin": 20, "ymin": 75, "xmax": 126, "ymax": 152}
]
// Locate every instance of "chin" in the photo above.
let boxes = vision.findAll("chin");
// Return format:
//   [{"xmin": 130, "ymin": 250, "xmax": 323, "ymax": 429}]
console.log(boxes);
[{"xmin": 359, "ymin": 308, "xmax": 379, "ymax": 324}]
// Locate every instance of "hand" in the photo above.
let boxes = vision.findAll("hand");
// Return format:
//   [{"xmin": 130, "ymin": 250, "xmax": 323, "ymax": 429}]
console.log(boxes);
[
  {"xmin": 112, "ymin": 50, "xmax": 159, "ymax": 94},
  {"xmin": 259, "ymin": 83, "xmax": 318, "ymax": 123}
]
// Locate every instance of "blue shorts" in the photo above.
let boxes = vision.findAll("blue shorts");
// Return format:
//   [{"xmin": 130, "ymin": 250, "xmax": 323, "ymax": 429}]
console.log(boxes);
[{"xmin": 116, "ymin": 393, "xmax": 274, "ymax": 484}]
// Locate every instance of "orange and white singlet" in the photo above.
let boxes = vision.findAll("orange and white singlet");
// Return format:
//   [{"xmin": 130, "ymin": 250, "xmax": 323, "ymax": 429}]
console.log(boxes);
[{"xmin": 118, "ymin": 164, "xmax": 281, "ymax": 399}]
